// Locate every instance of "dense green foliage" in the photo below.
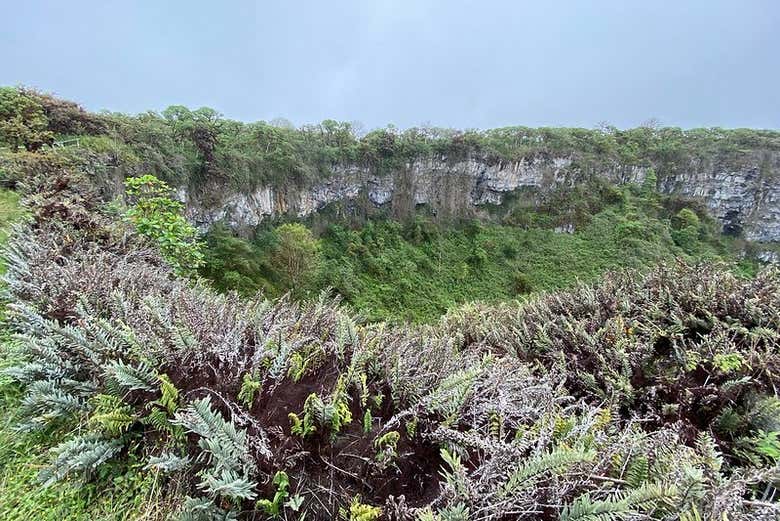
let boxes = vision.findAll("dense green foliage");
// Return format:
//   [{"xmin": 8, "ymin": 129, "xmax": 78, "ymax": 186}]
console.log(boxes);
[
  {"xmin": 202, "ymin": 181, "xmax": 754, "ymax": 322},
  {"xmin": 124, "ymin": 174, "xmax": 204, "ymax": 275},
  {"xmin": 1, "ymin": 87, "xmax": 779, "ymax": 193},
  {"xmin": 0, "ymin": 87, "xmax": 54, "ymax": 152}
]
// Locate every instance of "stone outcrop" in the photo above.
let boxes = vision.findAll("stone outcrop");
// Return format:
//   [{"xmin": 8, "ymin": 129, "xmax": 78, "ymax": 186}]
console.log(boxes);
[{"xmin": 179, "ymin": 152, "xmax": 780, "ymax": 244}]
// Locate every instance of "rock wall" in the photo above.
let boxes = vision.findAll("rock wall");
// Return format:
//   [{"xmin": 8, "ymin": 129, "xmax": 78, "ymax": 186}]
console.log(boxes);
[{"xmin": 179, "ymin": 152, "xmax": 780, "ymax": 243}]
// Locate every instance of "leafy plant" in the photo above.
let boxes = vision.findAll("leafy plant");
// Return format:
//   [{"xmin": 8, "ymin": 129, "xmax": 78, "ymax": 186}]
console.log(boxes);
[
  {"xmin": 124, "ymin": 174, "xmax": 204, "ymax": 275},
  {"xmin": 237, "ymin": 372, "xmax": 261, "ymax": 408},
  {"xmin": 373, "ymin": 430, "xmax": 400, "ymax": 465},
  {"xmin": 338, "ymin": 496, "xmax": 381, "ymax": 521},
  {"xmin": 257, "ymin": 471, "xmax": 304, "ymax": 518}
]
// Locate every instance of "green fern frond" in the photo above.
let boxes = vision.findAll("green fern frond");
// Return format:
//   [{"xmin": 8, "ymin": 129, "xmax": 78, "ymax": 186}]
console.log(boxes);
[
  {"xmin": 560, "ymin": 483, "xmax": 677, "ymax": 521},
  {"xmin": 146, "ymin": 452, "xmax": 191, "ymax": 473},
  {"xmin": 197, "ymin": 468, "xmax": 257, "ymax": 501},
  {"xmin": 560, "ymin": 492, "xmax": 630, "ymax": 521},
  {"xmin": 157, "ymin": 373, "xmax": 180, "ymax": 414},
  {"xmin": 38, "ymin": 433, "xmax": 124, "ymax": 485},
  {"xmin": 178, "ymin": 496, "xmax": 238, "ymax": 521},
  {"xmin": 625, "ymin": 455, "xmax": 649, "ymax": 488},
  {"xmin": 503, "ymin": 448, "xmax": 595, "ymax": 495},
  {"xmin": 88, "ymin": 394, "xmax": 135, "ymax": 435},
  {"xmin": 104, "ymin": 359, "xmax": 158, "ymax": 392},
  {"xmin": 237, "ymin": 372, "xmax": 261, "ymax": 408}
]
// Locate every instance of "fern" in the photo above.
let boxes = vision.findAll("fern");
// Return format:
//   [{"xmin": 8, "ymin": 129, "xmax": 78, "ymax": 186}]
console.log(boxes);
[
  {"xmin": 174, "ymin": 397, "xmax": 257, "ymax": 501},
  {"xmin": 178, "ymin": 496, "xmax": 238, "ymax": 521},
  {"xmin": 289, "ymin": 377, "xmax": 353, "ymax": 438},
  {"xmin": 143, "ymin": 407, "xmax": 184, "ymax": 440},
  {"xmin": 374, "ymin": 430, "xmax": 400, "ymax": 464},
  {"xmin": 237, "ymin": 372, "xmax": 261, "ymax": 407},
  {"xmin": 267, "ymin": 337, "xmax": 294, "ymax": 380},
  {"xmin": 363, "ymin": 409, "xmax": 373, "ymax": 433},
  {"xmin": 439, "ymin": 503, "xmax": 470, "ymax": 521},
  {"xmin": 104, "ymin": 359, "xmax": 157, "ymax": 392},
  {"xmin": 289, "ymin": 393, "xmax": 320, "ymax": 438},
  {"xmin": 287, "ymin": 352, "xmax": 311, "ymax": 382},
  {"xmin": 88, "ymin": 394, "xmax": 135, "ymax": 435},
  {"xmin": 625, "ymin": 455, "xmax": 649, "ymax": 488},
  {"xmin": 503, "ymin": 448, "xmax": 596, "ymax": 495},
  {"xmin": 38, "ymin": 433, "xmax": 124, "ymax": 485},
  {"xmin": 157, "ymin": 373, "xmax": 180, "ymax": 414},
  {"xmin": 427, "ymin": 366, "xmax": 481, "ymax": 426},
  {"xmin": 695, "ymin": 432, "xmax": 723, "ymax": 473},
  {"xmin": 256, "ymin": 471, "xmax": 290, "ymax": 518},
  {"xmin": 197, "ymin": 468, "xmax": 257, "ymax": 500},
  {"xmin": 439, "ymin": 447, "xmax": 469, "ymax": 498},
  {"xmin": 338, "ymin": 495, "xmax": 382, "ymax": 521},
  {"xmin": 561, "ymin": 483, "xmax": 676, "ymax": 521},
  {"xmin": 747, "ymin": 395, "xmax": 780, "ymax": 432},
  {"xmin": 17, "ymin": 379, "xmax": 89, "ymax": 431},
  {"xmin": 560, "ymin": 493, "xmax": 631, "ymax": 521},
  {"xmin": 146, "ymin": 452, "xmax": 191, "ymax": 473}
]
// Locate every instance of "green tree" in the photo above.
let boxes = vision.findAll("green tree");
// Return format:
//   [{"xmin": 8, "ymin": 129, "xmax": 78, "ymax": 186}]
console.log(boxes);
[
  {"xmin": 671, "ymin": 208, "xmax": 702, "ymax": 253},
  {"xmin": 672, "ymin": 208, "xmax": 700, "ymax": 230},
  {"xmin": 200, "ymin": 223, "xmax": 269, "ymax": 295},
  {"xmin": 124, "ymin": 174, "xmax": 204, "ymax": 275},
  {"xmin": 269, "ymin": 223, "xmax": 321, "ymax": 293},
  {"xmin": 0, "ymin": 87, "xmax": 54, "ymax": 151},
  {"xmin": 640, "ymin": 168, "xmax": 658, "ymax": 195}
]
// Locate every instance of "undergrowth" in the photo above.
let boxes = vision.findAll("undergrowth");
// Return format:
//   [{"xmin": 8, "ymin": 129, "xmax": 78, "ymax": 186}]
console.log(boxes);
[
  {"xmin": 0, "ymin": 163, "xmax": 775, "ymax": 520},
  {"xmin": 0, "ymin": 189, "xmax": 173, "ymax": 520},
  {"xmin": 0, "ymin": 88, "xmax": 778, "ymax": 520},
  {"xmin": 202, "ymin": 182, "xmax": 755, "ymax": 322}
]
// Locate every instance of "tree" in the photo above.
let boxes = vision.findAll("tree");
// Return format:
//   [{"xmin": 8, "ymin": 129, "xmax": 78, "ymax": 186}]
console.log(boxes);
[
  {"xmin": 162, "ymin": 105, "xmax": 222, "ymax": 180},
  {"xmin": 200, "ymin": 223, "xmax": 269, "ymax": 295},
  {"xmin": 671, "ymin": 208, "xmax": 702, "ymax": 253},
  {"xmin": 124, "ymin": 174, "xmax": 204, "ymax": 275},
  {"xmin": 21, "ymin": 88, "xmax": 107, "ymax": 135},
  {"xmin": 0, "ymin": 87, "xmax": 54, "ymax": 151},
  {"xmin": 269, "ymin": 223, "xmax": 320, "ymax": 293},
  {"xmin": 640, "ymin": 168, "xmax": 658, "ymax": 196}
]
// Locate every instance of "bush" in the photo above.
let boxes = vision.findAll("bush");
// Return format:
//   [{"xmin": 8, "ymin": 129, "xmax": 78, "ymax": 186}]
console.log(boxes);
[
  {"xmin": 511, "ymin": 270, "xmax": 533, "ymax": 295},
  {"xmin": 0, "ymin": 87, "xmax": 53, "ymax": 151},
  {"xmin": 124, "ymin": 174, "xmax": 204, "ymax": 275}
]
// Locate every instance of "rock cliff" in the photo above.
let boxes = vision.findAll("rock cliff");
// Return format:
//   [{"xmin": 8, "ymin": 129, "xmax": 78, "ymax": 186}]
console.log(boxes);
[{"xmin": 180, "ymin": 151, "xmax": 780, "ymax": 245}]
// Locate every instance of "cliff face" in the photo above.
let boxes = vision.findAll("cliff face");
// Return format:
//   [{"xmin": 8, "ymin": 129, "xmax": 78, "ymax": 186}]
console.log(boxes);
[{"xmin": 179, "ymin": 151, "xmax": 780, "ymax": 243}]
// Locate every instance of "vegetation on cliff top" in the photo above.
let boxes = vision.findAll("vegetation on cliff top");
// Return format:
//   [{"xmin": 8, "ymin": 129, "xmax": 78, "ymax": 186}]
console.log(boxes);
[{"xmin": 2, "ymin": 86, "xmax": 779, "ymax": 192}]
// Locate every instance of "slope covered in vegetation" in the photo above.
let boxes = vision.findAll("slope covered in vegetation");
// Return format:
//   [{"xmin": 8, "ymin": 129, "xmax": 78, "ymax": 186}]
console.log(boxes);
[
  {"xmin": 201, "ymin": 178, "xmax": 755, "ymax": 322},
  {"xmin": 0, "ymin": 87, "xmax": 778, "ymax": 520},
  {"xmin": 0, "ymin": 138, "xmax": 776, "ymax": 520}
]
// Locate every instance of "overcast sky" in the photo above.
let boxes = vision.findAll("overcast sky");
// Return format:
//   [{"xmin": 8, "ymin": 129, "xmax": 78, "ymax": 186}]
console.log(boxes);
[{"xmin": 3, "ymin": 1, "xmax": 779, "ymax": 130}]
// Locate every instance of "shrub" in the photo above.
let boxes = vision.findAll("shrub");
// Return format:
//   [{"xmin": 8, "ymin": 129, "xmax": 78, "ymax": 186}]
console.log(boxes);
[
  {"xmin": 124, "ymin": 174, "xmax": 204, "ymax": 275},
  {"xmin": 0, "ymin": 87, "xmax": 53, "ymax": 151},
  {"xmin": 511, "ymin": 270, "xmax": 533, "ymax": 295}
]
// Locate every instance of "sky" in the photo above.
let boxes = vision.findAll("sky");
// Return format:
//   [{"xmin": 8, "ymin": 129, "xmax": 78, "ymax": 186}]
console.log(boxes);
[{"xmin": 2, "ymin": 0, "xmax": 779, "ymax": 130}]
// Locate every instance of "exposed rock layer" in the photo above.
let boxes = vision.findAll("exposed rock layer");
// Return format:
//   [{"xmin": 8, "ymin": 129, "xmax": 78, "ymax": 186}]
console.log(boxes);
[{"xmin": 180, "ymin": 152, "xmax": 780, "ymax": 243}]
